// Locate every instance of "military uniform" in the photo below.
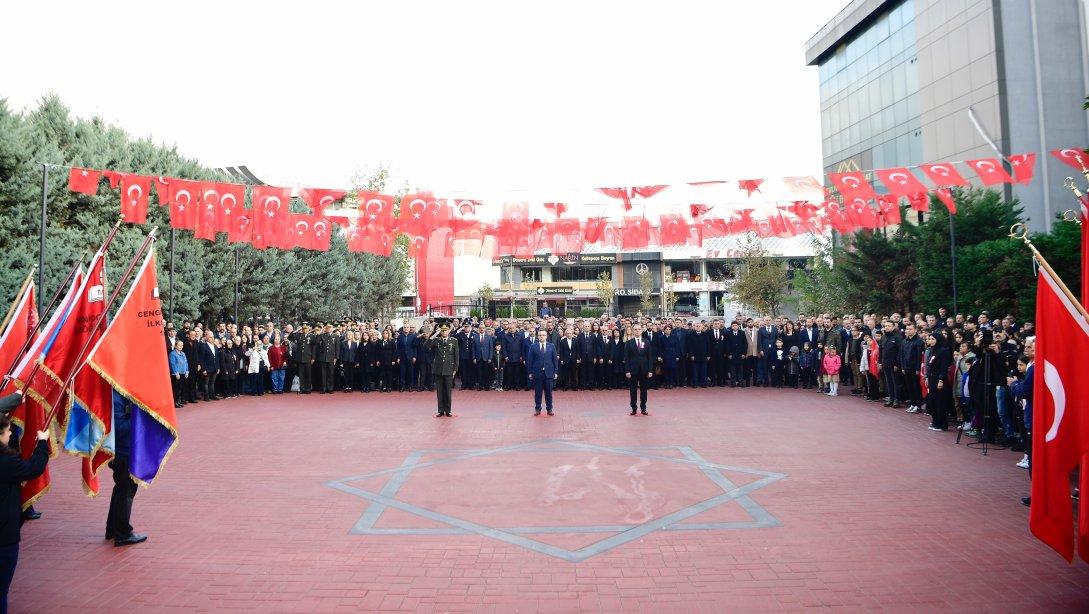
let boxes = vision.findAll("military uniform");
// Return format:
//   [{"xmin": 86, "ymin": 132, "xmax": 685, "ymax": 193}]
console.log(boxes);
[
  {"xmin": 426, "ymin": 329, "xmax": 459, "ymax": 416},
  {"xmin": 315, "ymin": 329, "xmax": 338, "ymax": 393},
  {"xmin": 295, "ymin": 328, "xmax": 316, "ymax": 393}
]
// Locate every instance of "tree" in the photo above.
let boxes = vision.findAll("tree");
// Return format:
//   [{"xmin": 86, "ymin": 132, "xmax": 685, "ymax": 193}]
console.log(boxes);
[
  {"xmin": 638, "ymin": 268, "xmax": 656, "ymax": 314},
  {"xmin": 791, "ymin": 235, "xmax": 852, "ymax": 315},
  {"xmin": 835, "ymin": 215, "xmax": 921, "ymax": 314},
  {"xmin": 0, "ymin": 94, "xmax": 409, "ymax": 326},
  {"xmin": 662, "ymin": 280, "xmax": 678, "ymax": 315},
  {"xmin": 731, "ymin": 235, "xmax": 788, "ymax": 316},
  {"xmin": 594, "ymin": 271, "xmax": 614, "ymax": 314}
]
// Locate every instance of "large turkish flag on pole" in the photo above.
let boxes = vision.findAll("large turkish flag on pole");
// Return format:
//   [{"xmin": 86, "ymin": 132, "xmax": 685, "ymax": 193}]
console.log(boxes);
[{"xmin": 1030, "ymin": 266, "xmax": 1089, "ymax": 562}]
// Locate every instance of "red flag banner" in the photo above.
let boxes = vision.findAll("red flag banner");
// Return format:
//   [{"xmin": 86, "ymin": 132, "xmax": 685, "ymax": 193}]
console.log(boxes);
[
  {"xmin": 357, "ymin": 191, "xmax": 395, "ymax": 229},
  {"xmin": 68, "ymin": 167, "xmax": 101, "ymax": 195},
  {"xmin": 299, "ymin": 188, "xmax": 345, "ymax": 215},
  {"xmin": 919, "ymin": 163, "xmax": 969, "ymax": 187},
  {"xmin": 827, "ymin": 171, "xmax": 877, "ymax": 201},
  {"xmin": 1050, "ymin": 148, "xmax": 1089, "ymax": 173},
  {"xmin": 737, "ymin": 179, "xmax": 765, "ymax": 197},
  {"xmin": 658, "ymin": 214, "xmax": 689, "ymax": 246},
  {"xmin": 874, "ymin": 167, "xmax": 928, "ymax": 200},
  {"xmin": 934, "ymin": 189, "xmax": 957, "ymax": 214},
  {"xmin": 621, "ymin": 216, "xmax": 650, "ymax": 249},
  {"xmin": 164, "ymin": 179, "xmax": 201, "ymax": 230},
  {"xmin": 1030, "ymin": 266, "xmax": 1089, "ymax": 562},
  {"xmin": 0, "ymin": 278, "xmax": 36, "ymax": 380},
  {"xmin": 217, "ymin": 183, "xmax": 245, "ymax": 233},
  {"xmin": 118, "ymin": 174, "xmax": 153, "ymax": 224},
  {"xmin": 251, "ymin": 186, "xmax": 292, "ymax": 250},
  {"xmin": 1008, "ymin": 153, "xmax": 1037, "ymax": 185},
  {"xmin": 194, "ymin": 183, "xmax": 220, "ymax": 240},
  {"xmin": 965, "ymin": 158, "xmax": 1014, "ymax": 186}
]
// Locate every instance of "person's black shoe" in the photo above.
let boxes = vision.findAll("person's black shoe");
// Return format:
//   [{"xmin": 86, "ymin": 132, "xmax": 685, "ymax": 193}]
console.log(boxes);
[
  {"xmin": 534, "ymin": 410, "xmax": 541, "ymax": 416},
  {"xmin": 115, "ymin": 534, "xmax": 148, "ymax": 547},
  {"xmin": 435, "ymin": 412, "xmax": 444, "ymax": 418},
  {"xmin": 630, "ymin": 409, "xmax": 637, "ymax": 416},
  {"xmin": 444, "ymin": 412, "xmax": 452, "ymax": 417},
  {"xmin": 1021, "ymin": 497, "xmax": 1031, "ymax": 507},
  {"xmin": 105, "ymin": 532, "xmax": 114, "ymax": 541},
  {"xmin": 641, "ymin": 410, "xmax": 648, "ymax": 415},
  {"xmin": 546, "ymin": 410, "xmax": 554, "ymax": 416},
  {"xmin": 23, "ymin": 510, "xmax": 41, "ymax": 521}
]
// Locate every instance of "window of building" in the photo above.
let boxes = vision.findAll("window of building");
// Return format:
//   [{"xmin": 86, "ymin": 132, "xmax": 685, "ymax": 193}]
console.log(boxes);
[
  {"xmin": 522, "ymin": 268, "xmax": 543, "ymax": 282},
  {"xmin": 706, "ymin": 261, "xmax": 737, "ymax": 282},
  {"xmin": 551, "ymin": 266, "xmax": 611, "ymax": 282}
]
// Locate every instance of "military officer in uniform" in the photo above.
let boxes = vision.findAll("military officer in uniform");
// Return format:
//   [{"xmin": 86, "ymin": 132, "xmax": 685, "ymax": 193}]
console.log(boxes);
[
  {"xmin": 425, "ymin": 324, "xmax": 459, "ymax": 417},
  {"xmin": 295, "ymin": 322, "xmax": 315, "ymax": 394},
  {"xmin": 315, "ymin": 323, "xmax": 338, "ymax": 394}
]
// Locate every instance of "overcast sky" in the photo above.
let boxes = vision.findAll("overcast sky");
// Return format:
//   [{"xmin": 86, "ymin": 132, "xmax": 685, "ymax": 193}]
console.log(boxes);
[{"xmin": 2, "ymin": 1, "xmax": 846, "ymax": 198}]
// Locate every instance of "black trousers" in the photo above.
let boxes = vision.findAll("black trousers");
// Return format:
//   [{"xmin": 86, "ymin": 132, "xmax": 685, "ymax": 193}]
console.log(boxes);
[
  {"xmin": 881, "ymin": 366, "xmax": 900, "ymax": 402},
  {"xmin": 0, "ymin": 542, "xmax": 17, "ymax": 614},
  {"xmin": 628, "ymin": 371, "xmax": 650, "ymax": 410},
  {"xmin": 106, "ymin": 456, "xmax": 138, "ymax": 539},
  {"xmin": 579, "ymin": 361, "xmax": 594, "ymax": 390},
  {"xmin": 339, "ymin": 363, "xmax": 355, "ymax": 390},
  {"xmin": 201, "ymin": 372, "xmax": 217, "ymax": 400},
  {"xmin": 478, "ymin": 362, "xmax": 494, "ymax": 389},
  {"xmin": 728, "ymin": 359, "xmax": 744, "ymax": 385},
  {"xmin": 902, "ymin": 370, "xmax": 922, "ymax": 406},
  {"xmin": 711, "ymin": 357, "xmax": 726, "ymax": 385},
  {"xmin": 185, "ymin": 372, "xmax": 199, "ymax": 402},
  {"xmin": 458, "ymin": 360, "xmax": 475, "ymax": 389},
  {"xmin": 559, "ymin": 362, "xmax": 577, "ymax": 391},
  {"xmin": 298, "ymin": 362, "xmax": 313, "ymax": 392},
  {"xmin": 434, "ymin": 374, "xmax": 453, "ymax": 414},
  {"xmin": 171, "ymin": 375, "xmax": 185, "ymax": 404},
  {"xmin": 319, "ymin": 361, "xmax": 334, "ymax": 392}
]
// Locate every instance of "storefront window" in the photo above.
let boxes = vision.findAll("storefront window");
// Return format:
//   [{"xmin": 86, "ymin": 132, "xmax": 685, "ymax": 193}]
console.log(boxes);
[
  {"xmin": 551, "ymin": 266, "xmax": 611, "ymax": 282},
  {"xmin": 522, "ymin": 268, "xmax": 543, "ymax": 282}
]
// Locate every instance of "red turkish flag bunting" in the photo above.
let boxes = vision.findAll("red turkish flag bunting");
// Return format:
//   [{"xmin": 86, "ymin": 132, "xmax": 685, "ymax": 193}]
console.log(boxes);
[
  {"xmin": 309, "ymin": 217, "xmax": 333, "ymax": 251},
  {"xmin": 845, "ymin": 198, "xmax": 879, "ymax": 230},
  {"xmin": 934, "ymin": 189, "xmax": 957, "ymax": 214},
  {"xmin": 228, "ymin": 209, "xmax": 253, "ymax": 244},
  {"xmin": 907, "ymin": 192, "xmax": 930, "ymax": 213},
  {"xmin": 689, "ymin": 204, "xmax": 711, "ymax": 218},
  {"xmin": 700, "ymin": 217, "xmax": 729, "ymax": 238},
  {"xmin": 118, "ymin": 174, "xmax": 153, "ymax": 224},
  {"xmin": 827, "ymin": 171, "xmax": 877, "ymax": 201},
  {"xmin": 1008, "ymin": 153, "xmax": 1036, "ymax": 185},
  {"xmin": 1050, "ymin": 148, "xmax": 1089, "ymax": 173},
  {"xmin": 163, "ymin": 179, "xmax": 200, "ymax": 229},
  {"xmin": 299, "ymin": 188, "xmax": 345, "ymax": 215},
  {"xmin": 583, "ymin": 217, "xmax": 607, "ymax": 244},
  {"xmin": 357, "ymin": 191, "xmax": 395, "ymax": 229},
  {"xmin": 194, "ymin": 183, "xmax": 221, "ymax": 240},
  {"xmin": 68, "ymin": 167, "xmax": 101, "ymax": 195},
  {"xmin": 782, "ymin": 176, "xmax": 825, "ymax": 201},
  {"xmin": 543, "ymin": 202, "xmax": 568, "ymax": 217},
  {"xmin": 874, "ymin": 168, "xmax": 929, "ymax": 199},
  {"xmin": 251, "ymin": 186, "xmax": 292, "ymax": 250},
  {"xmin": 621, "ymin": 217, "xmax": 650, "ymax": 249},
  {"xmin": 596, "ymin": 186, "xmax": 668, "ymax": 210},
  {"xmin": 877, "ymin": 195, "xmax": 903, "ymax": 225},
  {"xmin": 217, "ymin": 183, "xmax": 244, "ymax": 232},
  {"xmin": 658, "ymin": 214, "xmax": 689, "ymax": 246},
  {"xmin": 550, "ymin": 218, "xmax": 583, "ymax": 254},
  {"xmin": 727, "ymin": 209, "xmax": 755, "ymax": 235},
  {"xmin": 1030, "ymin": 266, "xmax": 1089, "ymax": 562},
  {"xmin": 737, "ymin": 179, "xmax": 765, "ymax": 197},
  {"xmin": 919, "ymin": 163, "xmax": 969, "ymax": 187},
  {"xmin": 966, "ymin": 158, "xmax": 1013, "ymax": 186},
  {"xmin": 398, "ymin": 193, "xmax": 448, "ymax": 237}
]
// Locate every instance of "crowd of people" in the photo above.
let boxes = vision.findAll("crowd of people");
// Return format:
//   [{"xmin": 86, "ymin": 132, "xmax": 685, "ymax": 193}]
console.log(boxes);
[{"xmin": 163, "ymin": 306, "xmax": 1035, "ymax": 454}]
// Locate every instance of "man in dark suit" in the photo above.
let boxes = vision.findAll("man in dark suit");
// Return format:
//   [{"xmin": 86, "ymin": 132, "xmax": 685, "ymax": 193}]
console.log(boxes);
[
  {"xmin": 315, "ymin": 324, "xmax": 338, "ymax": 394},
  {"xmin": 624, "ymin": 324, "xmax": 656, "ymax": 415},
  {"xmin": 557, "ymin": 326, "xmax": 578, "ymax": 391},
  {"xmin": 756, "ymin": 317, "xmax": 778, "ymax": 387},
  {"xmin": 295, "ymin": 323, "xmax": 315, "ymax": 394},
  {"xmin": 476, "ymin": 326, "xmax": 497, "ymax": 391},
  {"xmin": 575, "ymin": 325, "xmax": 597, "ymax": 390},
  {"xmin": 726, "ymin": 320, "xmax": 747, "ymax": 387},
  {"xmin": 195, "ymin": 330, "xmax": 220, "ymax": 401},
  {"xmin": 454, "ymin": 323, "xmax": 477, "ymax": 390},
  {"xmin": 687, "ymin": 321, "xmax": 711, "ymax": 388},
  {"xmin": 338, "ymin": 334, "xmax": 358, "ymax": 392},
  {"xmin": 526, "ymin": 329, "xmax": 559, "ymax": 416},
  {"xmin": 710, "ymin": 320, "xmax": 728, "ymax": 386}
]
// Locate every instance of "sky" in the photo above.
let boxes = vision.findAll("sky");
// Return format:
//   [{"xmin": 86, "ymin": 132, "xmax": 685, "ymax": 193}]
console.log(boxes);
[{"xmin": 1, "ymin": 1, "xmax": 846, "ymax": 198}]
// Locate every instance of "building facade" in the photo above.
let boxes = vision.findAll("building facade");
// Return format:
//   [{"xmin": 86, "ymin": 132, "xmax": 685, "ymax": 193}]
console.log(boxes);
[{"xmin": 805, "ymin": 0, "xmax": 1089, "ymax": 231}]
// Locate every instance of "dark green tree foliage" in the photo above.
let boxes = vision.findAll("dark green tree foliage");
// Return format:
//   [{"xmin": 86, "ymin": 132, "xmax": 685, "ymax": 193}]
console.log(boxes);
[
  {"xmin": 0, "ymin": 95, "xmax": 407, "ymax": 325},
  {"xmin": 831, "ymin": 189, "xmax": 1080, "ymax": 318}
]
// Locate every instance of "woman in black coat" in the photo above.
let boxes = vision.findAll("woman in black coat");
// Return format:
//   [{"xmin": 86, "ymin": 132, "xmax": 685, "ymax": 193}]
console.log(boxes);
[
  {"xmin": 0, "ymin": 408, "xmax": 49, "ymax": 613},
  {"xmin": 377, "ymin": 331, "xmax": 398, "ymax": 392}
]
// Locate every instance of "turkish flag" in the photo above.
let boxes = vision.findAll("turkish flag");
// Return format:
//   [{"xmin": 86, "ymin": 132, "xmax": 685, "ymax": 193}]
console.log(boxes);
[
  {"xmin": 398, "ymin": 193, "xmax": 448, "ymax": 237},
  {"xmin": 877, "ymin": 195, "xmax": 902, "ymax": 225},
  {"xmin": 251, "ymin": 186, "xmax": 292, "ymax": 250},
  {"xmin": 550, "ymin": 218, "xmax": 583, "ymax": 254},
  {"xmin": 596, "ymin": 186, "xmax": 668, "ymax": 211},
  {"xmin": 348, "ymin": 223, "xmax": 394, "ymax": 257},
  {"xmin": 1079, "ymin": 194, "xmax": 1089, "ymax": 310},
  {"xmin": 726, "ymin": 209, "xmax": 755, "ymax": 235},
  {"xmin": 309, "ymin": 217, "xmax": 333, "ymax": 251},
  {"xmin": 217, "ymin": 183, "xmax": 245, "ymax": 233},
  {"xmin": 658, "ymin": 214, "xmax": 689, "ymax": 246},
  {"xmin": 299, "ymin": 188, "xmax": 345, "ymax": 215},
  {"xmin": 782, "ymin": 176, "xmax": 825, "ymax": 201},
  {"xmin": 907, "ymin": 192, "xmax": 931, "ymax": 213},
  {"xmin": 621, "ymin": 216, "xmax": 650, "ymax": 249},
  {"xmin": 1050, "ymin": 148, "xmax": 1089, "ymax": 173},
  {"xmin": 583, "ymin": 217, "xmax": 608, "ymax": 244},
  {"xmin": 966, "ymin": 158, "xmax": 1013, "ymax": 186},
  {"xmin": 700, "ymin": 217, "xmax": 729, "ymax": 238},
  {"xmin": 875, "ymin": 168, "xmax": 929, "ymax": 199},
  {"xmin": 822, "ymin": 201, "xmax": 854, "ymax": 234},
  {"xmin": 919, "ymin": 163, "xmax": 969, "ymax": 187},
  {"xmin": 737, "ymin": 179, "xmax": 765, "ymax": 197},
  {"xmin": 163, "ymin": 179, "xmax": 200, "ymax": 229},
  {"xmin": 194, "ymin": 183, "xmax": 221, "ymax": 240},
  {"xmin": 845, "ymin": 198, "xmax": 879, "ymax": 230},
  {"xmin": 827, "ymin": 171, "xmax": 877, "ymax": 201},
  {"xmin": 543, "ymin": 202, "xmax": 568, "ymax": 217},
  {"xmin": 68, "ymin": 167, "xmax": 102, "ymax": 195},
  {"xmin": 228, "ymin": 210, "xmax": 254, "ymax": 244},
  {"xmin": 689, "ymin": 203, "xmax": 711, "ymax": 218},
  {"xmin": 1030, "ymin": 266, "xmax": 1089, "ymax": 562},
  {"xmin": 934, "ymin": 188, "xmax": 957, "ymax": 214},
  {"xmin": 118, "ymin": 174, "xmax": 154, "ymax": 224},
  {"xmin": 495, "ymin": 202, "xmax": 531, "ymax": 254},
  {"xmin": 1008, "ymin": 153, "xmax": 1037, "ymax": 185},
  {"xmin": 357, "ymin": 191, "xmax": 395, "ymax": 229},
  {"xmin": 598, "ymin": 222, "xmax": 622, "ymax": 250}
]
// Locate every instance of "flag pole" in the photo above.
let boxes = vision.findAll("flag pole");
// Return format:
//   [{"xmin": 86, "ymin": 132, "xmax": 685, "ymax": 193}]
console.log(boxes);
[
  {"xmin": 13, "ymin": 220, "xmax": 124, "ymax": 396},
  {"xmin": 40, "ymin": 228, "xmax": 159, "ymax": 429},
  {"xmin": 1008, "ymin": 222, "xmax": 1089, "ymax": 319},
  {"xmin": 0, "ymin": 269, "xmax": 35, "ymax": 337},
  {"xmin": 38, "ymin": 164, "xmax": 49, "ymax": 296}
]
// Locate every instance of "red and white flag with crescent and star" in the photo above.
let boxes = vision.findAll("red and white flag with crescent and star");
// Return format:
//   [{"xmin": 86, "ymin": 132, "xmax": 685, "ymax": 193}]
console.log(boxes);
[{"xmin": 1030, "ymin": 266, "xmax": 1089, "ymax": 562}]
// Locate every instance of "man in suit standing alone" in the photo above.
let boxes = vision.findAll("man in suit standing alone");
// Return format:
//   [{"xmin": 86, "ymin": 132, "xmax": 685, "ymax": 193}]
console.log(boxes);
[
  {"xmin": 526, "ymin": 329, "xmax": 559, "ymax": 416},
  {"xmin": 756, "ymin": 316, "xmax": 778, "ymax": 387},
  {"xmin": 624, "ymin": 324, "xmax": 655, "ymax": 415}
]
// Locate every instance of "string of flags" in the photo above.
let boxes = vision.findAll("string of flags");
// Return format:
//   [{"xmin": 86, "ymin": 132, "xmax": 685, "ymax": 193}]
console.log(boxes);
[{"xmin": 64, "ymin": 148, "xmax": 1088, "ymax": 259}]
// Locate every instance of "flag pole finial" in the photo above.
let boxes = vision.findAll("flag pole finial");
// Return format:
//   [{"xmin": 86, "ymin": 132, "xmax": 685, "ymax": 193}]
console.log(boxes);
[{"xmin": 1010, "ymin": 223, "xmax": 1089, "ymax": 319}]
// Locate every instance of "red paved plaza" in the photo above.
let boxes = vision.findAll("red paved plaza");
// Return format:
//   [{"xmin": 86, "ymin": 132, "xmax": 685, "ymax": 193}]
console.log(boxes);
[{"xmin": 14, "ymin": 386, "xmax": 1089, "ymax": 612}]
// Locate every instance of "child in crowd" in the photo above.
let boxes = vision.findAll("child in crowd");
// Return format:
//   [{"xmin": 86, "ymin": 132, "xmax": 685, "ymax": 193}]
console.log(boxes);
[
  {"xmin": 769, "ymin": 338, "xmax": 786, "ymax": 388},
  {"xmin": 786, "ymin": 346, "xmax": 800, "ymax": 388},
  {"xmin": 799, "ymin": 341, "xmax": 818, "ymax": 389},
  {"xmin": 822, "ymin": 346, "xmax": 842, "ymax": 397},
  {"xmin": 492, "ymin": 341, "xmax": 504, "ymax": 391},
  {"xmin": 169, "ymin": 340, "xmax": 188, "ymax": 409}
]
